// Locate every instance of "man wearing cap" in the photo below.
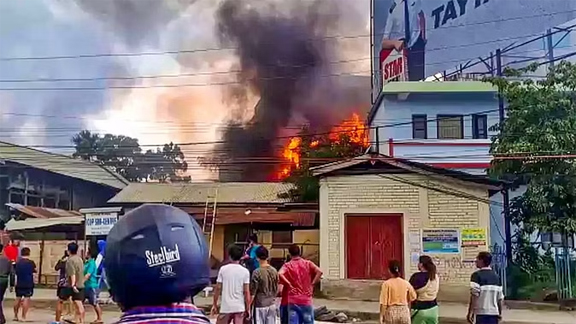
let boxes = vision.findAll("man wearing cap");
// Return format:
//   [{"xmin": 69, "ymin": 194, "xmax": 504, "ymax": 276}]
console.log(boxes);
[{"xmin": 105, "ymin": 204, "xmax": 211, "ymax": 324}]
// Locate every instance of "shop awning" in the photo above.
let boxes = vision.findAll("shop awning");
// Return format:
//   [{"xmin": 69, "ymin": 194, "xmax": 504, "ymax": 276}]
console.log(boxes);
[{"xmin": 5, "ymin": 216, "xmax": 83, "ymax": 231}]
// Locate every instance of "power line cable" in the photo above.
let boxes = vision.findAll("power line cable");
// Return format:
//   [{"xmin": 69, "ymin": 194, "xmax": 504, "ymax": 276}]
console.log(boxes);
[
  {"xmin": 0, "ymin": 108, "xmax": 500, "ymax": 148},
  {"xmin": 1, "ymin": 28, "xmax": 570, "ymax": 84},
  {"xmin": 3, "ymin": 38, "xmax": 572, "ymax": 91},
  {"xmin": 2, "ymin": 8, "xmax": 575, "ymax": 62}
]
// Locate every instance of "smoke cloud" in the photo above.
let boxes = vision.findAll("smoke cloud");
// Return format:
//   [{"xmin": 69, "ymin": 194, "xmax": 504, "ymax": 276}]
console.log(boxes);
[
  {"xmin": 2, "ymin": 0, "xmax": 369, "ymax": 180},
  {"xmin": 210, "ymin": 0, "xmax": 371, "ymax": 181}
]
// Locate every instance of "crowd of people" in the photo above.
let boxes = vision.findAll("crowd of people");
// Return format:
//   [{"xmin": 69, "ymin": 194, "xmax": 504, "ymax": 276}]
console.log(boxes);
[
  {"xmin": 0, "ymin": 204, "xmax": 504, "ymax": 324},
  {"xmin": 0, "ymin": 238, "xmax": 103, "ymax": 324},
  {"xmin": 210, "ymin": 235, "xmax": 323, "ymax": 324},
  {"xmin": 378, "ymin": 252, "xmax": 504, "ymax": 324}
]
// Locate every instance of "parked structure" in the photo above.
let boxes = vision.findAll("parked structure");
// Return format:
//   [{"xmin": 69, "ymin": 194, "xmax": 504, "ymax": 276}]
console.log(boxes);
[
  {"xmin": 0, "ymin": 141, "xmax": 129, "ymax": 220},
  {"xmin": 312, "ymin": 154, "xmax": 503, "ymax": 302},
  {"xmin": 107, "ymin": 182, "xmax": 319, "ymax": 270}
]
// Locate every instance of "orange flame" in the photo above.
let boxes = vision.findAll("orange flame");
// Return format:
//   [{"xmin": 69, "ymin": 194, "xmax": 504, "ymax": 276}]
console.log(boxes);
[
  {"xmin": 279, "ymin": 137, "xmax": 302, "ymax": 178},
  {"xmin": 277, "ymin": 113, "xmax": 369, "ymax": 180},
  {"xmin": 329, "ymin": 113, "xmax": 369, "ymax": 146}
]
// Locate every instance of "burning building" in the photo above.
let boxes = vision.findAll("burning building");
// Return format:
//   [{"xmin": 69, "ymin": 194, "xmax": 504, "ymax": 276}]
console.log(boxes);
[{"xmin": 206, "ymin": 0, "xmax": 372, "ymax": 181}]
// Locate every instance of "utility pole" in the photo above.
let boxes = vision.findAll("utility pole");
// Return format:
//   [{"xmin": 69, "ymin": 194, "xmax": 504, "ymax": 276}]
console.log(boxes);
[
  {"xmin": 370, "ymin": 0, "xmax": 374, "ymax": 104},
  {"xmin": 496, "ymin": 48, "xmax": 513, "ymax": 265},
  {"xmin": 546, "ymin": 28, "xmax": 555, "ymax": 69}
]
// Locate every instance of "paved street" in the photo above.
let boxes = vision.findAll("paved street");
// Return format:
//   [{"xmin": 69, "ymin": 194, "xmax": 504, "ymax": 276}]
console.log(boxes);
[
  {"xmin": 1, "ymin": 289, "xmax": 575, "ymax": 324},
  {"xmin": 0, "ymin": 307, "xmax": 326, "ymax": 324}
]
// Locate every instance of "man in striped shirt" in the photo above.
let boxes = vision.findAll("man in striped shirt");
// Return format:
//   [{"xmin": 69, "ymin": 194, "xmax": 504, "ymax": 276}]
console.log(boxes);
[
  {"xmin": 104, "ymin": 204, "xmax": 211, "ymax": 324},
  {"xmin": 467, "ymin": 252, "xmax": 504, "ymax": 324}
]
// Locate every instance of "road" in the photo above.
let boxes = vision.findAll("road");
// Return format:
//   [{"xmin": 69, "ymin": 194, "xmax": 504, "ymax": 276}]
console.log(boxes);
[{"xmin": 2, "ymin": 307, "xmax": 337, "ymax": 324}]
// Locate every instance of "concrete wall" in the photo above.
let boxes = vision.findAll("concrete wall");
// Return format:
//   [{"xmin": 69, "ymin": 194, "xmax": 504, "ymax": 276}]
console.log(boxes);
[
  {"xmin": 372, "ymin": 93, "xmax": 499, "ymax": 141},
  {"xmin": 370, "ymin": 93, "xmax": 497, "ymax": 164},
  {"xmin": 24, "ymin": 240, "xmax": 87, "ymax": 285},
  {"xmin": 319, "ymin": 174, "xmax": 491, "ymax": 301}
]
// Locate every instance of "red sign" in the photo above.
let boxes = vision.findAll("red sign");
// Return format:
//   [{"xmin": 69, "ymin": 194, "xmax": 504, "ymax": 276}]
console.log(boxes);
[{"xmin": 379, "ymin": 48, "xmax": 408, "ymax": 86}]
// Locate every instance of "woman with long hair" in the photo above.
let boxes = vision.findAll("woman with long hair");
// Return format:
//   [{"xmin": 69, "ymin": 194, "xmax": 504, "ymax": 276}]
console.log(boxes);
[
  {"xmin": 409, "ymin": 255, "xmax": 440, "ymax": 324},
  {"xmin": 379, "ymin": 260, "xmax": 416, "ymax": 324}
]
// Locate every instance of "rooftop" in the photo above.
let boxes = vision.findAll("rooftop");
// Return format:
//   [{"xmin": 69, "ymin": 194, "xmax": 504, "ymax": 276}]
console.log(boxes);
[
  {"xmin": 108, "ymin": 182, "xmax": 295, "ymax": 204},
  {"xmin": 381, "ymin": 81, "xmax": 497, "ymax": 94},
  {"xmin": 0, "ymin": 141, "xmax": 129, "ymax": 189}
]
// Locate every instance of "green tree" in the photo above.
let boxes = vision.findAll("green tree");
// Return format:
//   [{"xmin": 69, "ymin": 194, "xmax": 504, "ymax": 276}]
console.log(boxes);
[
  {"xmin": 280, "ymin": 127, "xmax": 368, "ymax": 202},
  {"xmin": 489, "ymin": 61, "xmax": 576, "ymax": 236},
  {"xmin": 140, "ymin": 143, "xmax": 191, "ymax": 183},
  {"xmin": 71, "ymin": 131, "xmax": 190, "ymax": 182},
  {"xmin": 487, "ymin": 62, "xmax": 576, "ymax": 295}
]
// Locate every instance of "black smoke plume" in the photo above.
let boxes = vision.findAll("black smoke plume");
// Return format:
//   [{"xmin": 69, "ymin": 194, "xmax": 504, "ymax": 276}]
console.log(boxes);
[{"xmin": 210, "ymin": 0, "xmax": 369, "ymax": 181}]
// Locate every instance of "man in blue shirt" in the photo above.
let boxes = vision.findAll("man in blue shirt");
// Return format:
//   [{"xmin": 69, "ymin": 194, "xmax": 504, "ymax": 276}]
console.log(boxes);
[
  {"xmin": 243, "ymin": 234, "xmax": 261, "ymax": 275},
  {"xmin": 105, "ymin": 204, "xmax": 211, "ymax": 324},
  {"xmin": 13, "ymin": 247, "xmax": 36, "ymax": 322}
]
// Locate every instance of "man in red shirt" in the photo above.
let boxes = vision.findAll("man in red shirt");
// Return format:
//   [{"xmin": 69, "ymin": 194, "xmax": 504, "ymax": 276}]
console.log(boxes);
[
  {"xmin": 278, "ymin": 245, "xmax": 323, "ymax": 324},
  {"xmin": 4, "ymin": 240, "xmax": 19, "ymax": 264}
]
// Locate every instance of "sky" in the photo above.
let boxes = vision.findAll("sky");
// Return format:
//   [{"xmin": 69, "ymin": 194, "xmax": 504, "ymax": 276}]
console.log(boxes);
[{"xmin": 0, "ymin": 0, "xmax": 371, "ymax": 159}]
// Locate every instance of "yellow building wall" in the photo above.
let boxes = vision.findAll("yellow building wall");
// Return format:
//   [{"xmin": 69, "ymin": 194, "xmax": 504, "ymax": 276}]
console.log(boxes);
[
  {"xmin": 210, "ymin": 225, "xmax": 225, "ymax": 263},
  {"xmin": 319, "ymin": 174, "xmax": 490, "ymax": 284}
]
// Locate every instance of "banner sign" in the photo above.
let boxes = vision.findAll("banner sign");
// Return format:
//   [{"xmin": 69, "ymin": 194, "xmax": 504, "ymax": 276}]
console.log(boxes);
[
  {"xmin": 422, "ymin": 228, "xmax": 459, "ymax": 253},
  {"xmin": 371, "ymin": 0, "xmax": 576, "ymax": 99},
  {"xmin": 85, "ymin": 212, "xmax": 118, "ymax": 236},
  {"xmin": 461, "ymin": 228, "xmax": 487, "ymax": 247}
]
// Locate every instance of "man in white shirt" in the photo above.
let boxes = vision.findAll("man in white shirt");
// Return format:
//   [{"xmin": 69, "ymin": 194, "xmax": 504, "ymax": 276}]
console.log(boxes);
[{"xmin": 211, "ymin": 245, "xmax": 251, "ymax": 324}]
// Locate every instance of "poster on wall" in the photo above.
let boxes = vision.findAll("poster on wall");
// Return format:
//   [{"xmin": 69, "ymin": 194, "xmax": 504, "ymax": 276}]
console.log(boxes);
[
  {"xmin": 421, "ymin": 228, "xmax": 459, "ymax": 253},
  {"xmin": 461, "ymin": 228, "xmax": 487, "ymax": 247},
  {"xmin": 371, "ymin": 0, "xmax": 576, "ymax": 99}
]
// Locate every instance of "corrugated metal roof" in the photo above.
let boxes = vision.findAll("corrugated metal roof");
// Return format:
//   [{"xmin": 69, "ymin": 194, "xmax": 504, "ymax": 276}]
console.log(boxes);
[
  {"xmin": 0, "ymin": 141, "xmax": 128, "ymax": 189},
  {"xmin": 311, "ymin": 153, "xmax": 503, "ymax": 190},
  {"xmin": 108, "ymin": 182, "xmax": 295, "ymax": 204},
  {"xmin": 5, "ymin": 216, "xmax": 83, "ymax": 231},
  {"xmin": 5, "ymin": 203, "xmax": 82, "ymax": 219},
  {"xmin": 382, "ymin": 81, "xmax": 496, "ymax": 94}
]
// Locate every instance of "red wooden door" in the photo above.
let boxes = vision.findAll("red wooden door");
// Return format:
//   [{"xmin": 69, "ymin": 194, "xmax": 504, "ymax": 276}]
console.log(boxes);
[
  {"xmin": 346, "ymin": 216, "xmax": 371, "ymax": 279},
  {"xmin": 370, "ymin": 215, "xmax": 403, "ymax": 279},
  {"xmin": 346, "ymin": 214, "xmax": 403, "ymax": 280}
]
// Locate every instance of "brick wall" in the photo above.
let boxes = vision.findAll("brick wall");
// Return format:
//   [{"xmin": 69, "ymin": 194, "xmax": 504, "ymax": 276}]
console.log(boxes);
[{"xmin": 319, "ymin": 174, "xmax": 490, "ymax": 301}]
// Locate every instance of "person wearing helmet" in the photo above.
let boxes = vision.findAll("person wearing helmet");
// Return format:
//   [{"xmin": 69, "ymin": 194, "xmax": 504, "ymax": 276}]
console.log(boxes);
[{"xmin": 104, "ymin": 204, "xmax": 211, "ymax": 324}]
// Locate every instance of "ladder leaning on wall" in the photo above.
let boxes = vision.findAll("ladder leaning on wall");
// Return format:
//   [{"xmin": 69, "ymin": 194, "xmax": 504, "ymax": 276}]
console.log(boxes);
[{"xmin": 203, "ymin": 187, "xmax": 218, "ymax": 258}]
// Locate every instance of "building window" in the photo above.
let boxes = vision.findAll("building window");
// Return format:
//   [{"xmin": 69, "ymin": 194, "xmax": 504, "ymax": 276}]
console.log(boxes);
[
  {"xmin": 472, "ymin": 114, "xmax": 488, "ymax": 139},
  {"xmin": 412, "ymin": 115, "xmax": 428, "ymax": 139},
  {"xmin": 437, "ymin": 115, "xmax": 464, "ymax": 139},
  {"xmin": 272, "ymin": 231, "xmax": 293, "ymax": 247}
]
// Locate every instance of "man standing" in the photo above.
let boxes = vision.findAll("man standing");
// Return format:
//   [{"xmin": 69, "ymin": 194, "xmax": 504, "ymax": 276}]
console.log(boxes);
[
  {"xmin": 0, "ymin": 244, "xmax": 13, "ymax": 324},
  {"xmin": 211, "ymin": 245, "xmax": 251, "ymax": 324},
  {"xmin": 242, "ymin": 234, "xmax": 261, "ymax": 275},
  {"xmin": 467, "ymin": 252, "xmax": 504, "ymax": 324},
  {"xmin": 60, "ymin": 243, "xmax": 85, "ymax": 324},
  {"xmin": 83, "ymin": 248, "xmax": 102, "ymax": 324},
  {"xmin": 279, "ymin": 244, "xmax": 323, "ymax": 324},
  {"xmin": 13, "ymin": 247, "xmax": 36, "ymax": 322},
  {"xmin": 250, "ymin": 246, "xmax": 278, "ymax": 324}
]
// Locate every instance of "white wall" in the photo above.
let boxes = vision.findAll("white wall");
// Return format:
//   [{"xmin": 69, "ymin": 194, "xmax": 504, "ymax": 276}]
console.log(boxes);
[{"xmin": 372, "ymin": 92, "xmax": 499, "ymax": 140}]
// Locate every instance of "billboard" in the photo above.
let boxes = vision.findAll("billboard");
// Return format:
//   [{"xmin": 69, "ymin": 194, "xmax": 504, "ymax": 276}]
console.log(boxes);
[{"xmin": 371, "ymin": 0, "xmax": 576, "ymax": 99}]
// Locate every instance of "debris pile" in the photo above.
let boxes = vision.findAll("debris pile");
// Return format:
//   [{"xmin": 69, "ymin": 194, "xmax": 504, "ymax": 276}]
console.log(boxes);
[{"xmin": 314, "ymin": 306, "xmax": 360, "ymax": 323}]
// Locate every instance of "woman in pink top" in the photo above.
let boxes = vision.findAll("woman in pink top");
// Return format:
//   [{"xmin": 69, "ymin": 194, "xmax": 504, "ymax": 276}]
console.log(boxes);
[{"xmin": 379, "ymin": 260, "xmax": 416, "ymax": 324}]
